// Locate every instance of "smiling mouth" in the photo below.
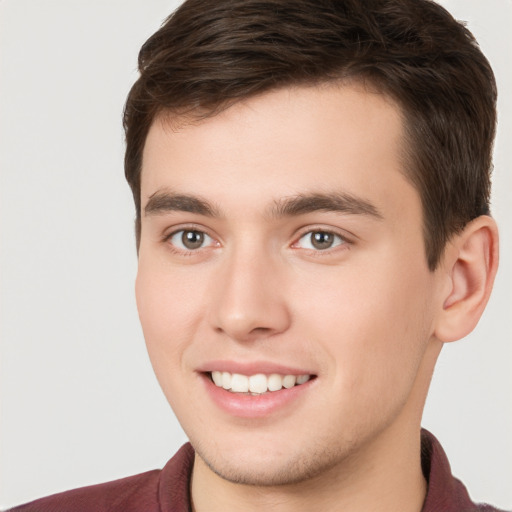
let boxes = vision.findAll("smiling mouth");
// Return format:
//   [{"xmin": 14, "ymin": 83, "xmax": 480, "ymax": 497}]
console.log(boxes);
[{"xmin": 209, "ymin": 371, "xmax": 314, "ymax": 395}]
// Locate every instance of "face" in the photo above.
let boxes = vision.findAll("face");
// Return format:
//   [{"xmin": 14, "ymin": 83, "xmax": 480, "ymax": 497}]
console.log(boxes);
[{"xmin": 136, "ymin": 84, "xmax": 443, "ymax": 486}]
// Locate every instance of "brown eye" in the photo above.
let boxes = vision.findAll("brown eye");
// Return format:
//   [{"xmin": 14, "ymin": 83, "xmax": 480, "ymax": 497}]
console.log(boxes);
[
  {"xmin": 311, "ymin": 232, "xmax": 335, "ymax": 249},
  {"xmin": 169, "ymin": 230, "xmax": 212, "ymax": 251},
  {"xmin": 296, "ymin": 230, "xmax": 345, "ymax": 251},
  {"xmin": 182, "ymin": 230, "xmax": 204, "ymax": 249}
]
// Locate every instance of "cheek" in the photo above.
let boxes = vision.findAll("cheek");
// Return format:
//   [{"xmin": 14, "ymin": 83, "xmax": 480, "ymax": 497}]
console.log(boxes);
[
  {"xmin": 135, "ymin": 259, "xmax": 203, "ymax": 376},
  {"xmin": 291, "ymin": 261, "xmax": 434, "ymax": 398}
]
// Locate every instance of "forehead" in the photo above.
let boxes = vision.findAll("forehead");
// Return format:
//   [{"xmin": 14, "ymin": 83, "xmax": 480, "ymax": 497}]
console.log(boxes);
[{"xmin": 140, "ymin": 84, "xmax": 415, "ymax": 221}]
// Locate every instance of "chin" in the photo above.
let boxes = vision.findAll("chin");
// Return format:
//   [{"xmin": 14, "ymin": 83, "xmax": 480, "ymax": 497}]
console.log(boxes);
[{"xmin": 193, "ymin": 436, "xmax": 348, "ymax": 487}]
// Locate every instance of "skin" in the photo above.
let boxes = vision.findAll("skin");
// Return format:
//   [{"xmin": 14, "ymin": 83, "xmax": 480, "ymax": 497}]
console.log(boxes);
[{"xmin": 136, "ymin": 84, "xmax": 498, "ymax": 511}]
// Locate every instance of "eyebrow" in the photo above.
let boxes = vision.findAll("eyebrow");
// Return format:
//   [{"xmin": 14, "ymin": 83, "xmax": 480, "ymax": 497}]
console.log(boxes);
[
  {"xmin": 143, "ymin": 190, "xmax": 383, "ymax": 220},
  {"xmin": 144, "ymin": 191, "xmax": 220, "ymax": 217},
  {"xmin": 270, "ymin": 192, "xmax": 383, "ymax": 219}
]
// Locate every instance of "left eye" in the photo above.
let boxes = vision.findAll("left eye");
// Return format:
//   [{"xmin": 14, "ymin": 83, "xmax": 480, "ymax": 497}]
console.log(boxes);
[
  {"xmin": 296, "ymin": 231, "xmax": 345, "ymax": 251},
  {"xmin": 168, "ymin": 230, "xmax": 213, "ymax": 250}
]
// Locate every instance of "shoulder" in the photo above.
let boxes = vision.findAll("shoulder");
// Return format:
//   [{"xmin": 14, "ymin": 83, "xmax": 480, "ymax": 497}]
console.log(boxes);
[
  {"xmin": 476, "ymin": 506, "xmax": 511, "ymax": 512},
  {"xmin": 421, "ymin": 430, "xmax": 510, "ymax": 512},
  {"xmin": 5, "ymin": 469, "xmax": 161, "ymax": 512},
  {"xmin": 6, "ymin": 443, "xmax": 195, "ymax": 512}
]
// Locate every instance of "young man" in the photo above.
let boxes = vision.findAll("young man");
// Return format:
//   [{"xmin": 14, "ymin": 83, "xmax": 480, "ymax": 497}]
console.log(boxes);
[{"xmin": 7, "ymin": 0, "xmax": 507, "ymax": 511}]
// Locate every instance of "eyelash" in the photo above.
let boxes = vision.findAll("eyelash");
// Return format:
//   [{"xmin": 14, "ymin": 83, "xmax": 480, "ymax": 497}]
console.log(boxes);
[
  {"xmin": 162, "ymin": 227, "xmax": 352, "ymax": 256},
  {"xmin": 163, "ymin": 226, "xmax": 218, "ymax": 256},
  {"xmin": 292, "ymin": 228, "xmax": 351, "ymax": 254}
]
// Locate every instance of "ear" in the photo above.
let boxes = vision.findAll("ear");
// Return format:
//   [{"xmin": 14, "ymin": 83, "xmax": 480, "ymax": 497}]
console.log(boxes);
[{"xmin": 434, "ymin": 215, "xmax": 499, "ymax": 343}]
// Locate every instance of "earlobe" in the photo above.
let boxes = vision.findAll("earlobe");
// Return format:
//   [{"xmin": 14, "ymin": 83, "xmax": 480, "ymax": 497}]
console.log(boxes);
[{"xmin": 434, "ymin": 216, "xmax": 499, "ymax": 343}]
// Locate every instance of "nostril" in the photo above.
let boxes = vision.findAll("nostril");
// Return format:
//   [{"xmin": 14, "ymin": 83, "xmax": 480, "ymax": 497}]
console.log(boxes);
[{"xmin": 250, "ymin": 327, "xmax": 273, "ymax": 334}]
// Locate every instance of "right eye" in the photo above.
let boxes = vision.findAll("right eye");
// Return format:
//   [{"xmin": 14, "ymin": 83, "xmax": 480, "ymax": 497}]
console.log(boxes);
[
  {"xmin": 294, "ymin": 230, "xmax": 346, "ymax": 251},
  {"xmin": 168, "ymin": 230, "xmax": 214, "ymax": 251}
]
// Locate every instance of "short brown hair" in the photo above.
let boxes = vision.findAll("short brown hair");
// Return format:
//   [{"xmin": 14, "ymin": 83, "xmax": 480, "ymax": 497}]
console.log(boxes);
[{"xmin": 123, "ymin": 0, "xmax": 497, "ymax": 269}]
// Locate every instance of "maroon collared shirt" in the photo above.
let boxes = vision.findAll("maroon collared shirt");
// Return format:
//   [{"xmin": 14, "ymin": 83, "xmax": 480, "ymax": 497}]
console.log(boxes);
[{"xmin": 7, "ymin": 430, "xmax": 508, "ymax": 511}]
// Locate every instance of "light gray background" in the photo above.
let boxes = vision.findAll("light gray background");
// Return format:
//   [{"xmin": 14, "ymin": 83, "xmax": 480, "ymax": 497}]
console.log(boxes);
[{"xmin": 1, "ymin": 0, "xmax": 511, "ymax": 509}]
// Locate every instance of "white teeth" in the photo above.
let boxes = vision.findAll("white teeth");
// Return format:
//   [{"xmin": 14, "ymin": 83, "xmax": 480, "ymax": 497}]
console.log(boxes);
[
  {"xmin": 249, "ymin": 374, "xmax": 267, "ymax": 394},
  {"xmin": 211, "ymin": 371, "xmax": 223, "ymax": 386},
  {"xmin": 222, "ymin": 371, "xmax": 231, "ymax": 390},
  {"xmin": 230, "ymin": 373, "xmax": 249, "ymax": 393},
  {"xmin": 210, "ymin": 372, "xmax": 311, "ymax": 394},
  {"xmin": 282, "ymin": 375, "xmax": 296, "ymax": 389},
  {"xmin": 296, "ymin": 374, "xmax": 310, "ymax": 385},
  {"xmin": 268, "ymin": 373, "xmax": 283, "ymax": 391}
]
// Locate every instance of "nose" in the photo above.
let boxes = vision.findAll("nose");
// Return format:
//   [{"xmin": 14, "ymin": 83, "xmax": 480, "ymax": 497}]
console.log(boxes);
[{"xmin": 208, "ymin": 247, "xmax": 291, "ymax": 342}]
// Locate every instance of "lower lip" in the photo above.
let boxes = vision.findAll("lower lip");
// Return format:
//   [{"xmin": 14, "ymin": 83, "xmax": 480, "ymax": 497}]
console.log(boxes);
[{"xmin": 201, "ymin": 373, "xmax": 315, "ymax": 418}]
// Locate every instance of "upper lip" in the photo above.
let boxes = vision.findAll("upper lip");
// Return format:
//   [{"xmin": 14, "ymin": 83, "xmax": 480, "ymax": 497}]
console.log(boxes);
[{"xmin": 196, "ymin": 360, "xmax": 316, "ymax": 376}]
